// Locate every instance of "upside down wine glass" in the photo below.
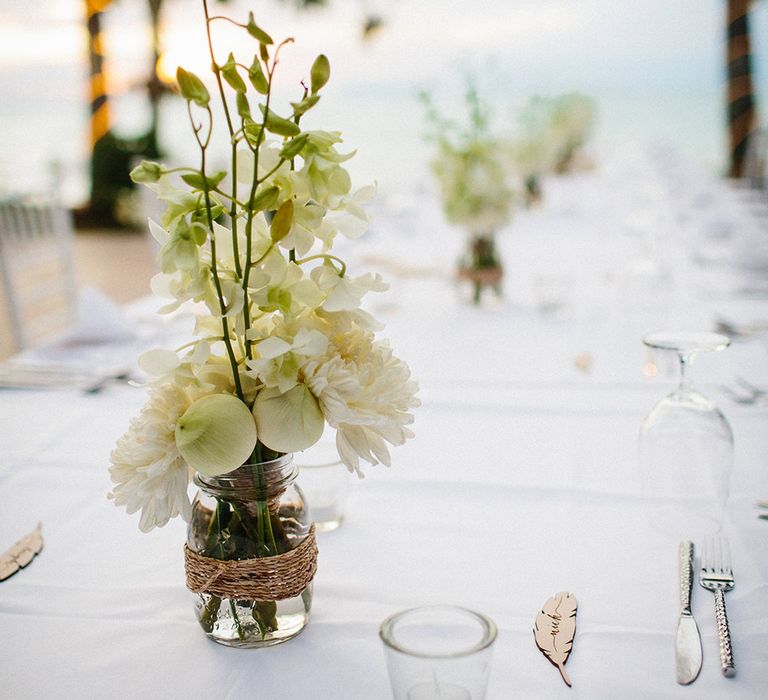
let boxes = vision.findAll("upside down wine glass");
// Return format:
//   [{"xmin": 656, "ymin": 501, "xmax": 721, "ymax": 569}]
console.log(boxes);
[{"xmin": 639, "ymin": 332, "xmax": 733, "ymax": 536}]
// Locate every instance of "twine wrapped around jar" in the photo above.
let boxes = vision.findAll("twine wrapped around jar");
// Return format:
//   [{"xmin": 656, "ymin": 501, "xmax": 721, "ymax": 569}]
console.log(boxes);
[
  {"xmin": 457, "ymin": 266, "xmax": 503, "ymax": 286},
  {"xmin": 184, "ymin": 524, "xmax": 318, "ymax": 600}
]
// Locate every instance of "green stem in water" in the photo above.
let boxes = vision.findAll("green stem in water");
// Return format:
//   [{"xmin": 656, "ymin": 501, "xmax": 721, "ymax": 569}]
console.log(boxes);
[
  {"xmin": 229, "ymin": 599, "xmax": 246, "ymax": 641},
  {"xmin": 251, "ymin": 461, "xmax": 278, "ymax": 556},
  {"xmin": 199, "ymin": 595, "xmax": 221, "ymax": 633},
  {"xmin": 200, "ymin": 500, "xmax": 228, "ymax": 633},
  {"xmin": 229, "ymin": 501, "xmax": 260, "ymax": 553}
]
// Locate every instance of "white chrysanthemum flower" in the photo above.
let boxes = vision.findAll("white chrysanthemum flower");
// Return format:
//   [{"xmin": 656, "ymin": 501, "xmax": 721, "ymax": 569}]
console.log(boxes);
[
  {"xmin": 302, "ymin": 321, "xmax": 419, "ymax": 475},
  {"xmin": 109, "ymin": 384, "xmax": 193, "ymax": 532}
]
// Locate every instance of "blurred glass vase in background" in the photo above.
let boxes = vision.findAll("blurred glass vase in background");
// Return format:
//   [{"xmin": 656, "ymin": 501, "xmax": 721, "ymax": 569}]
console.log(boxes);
[
  {"xmin": 639, "ymin": 332, "xmax": 733, "ymax": 536},
  {"xmin": 457, "ymin": 232, "xmax": 503, "ymax": 306},
  {"xmin": 296, "ymin": 440, "xmax": 353, "ymax": 532}
]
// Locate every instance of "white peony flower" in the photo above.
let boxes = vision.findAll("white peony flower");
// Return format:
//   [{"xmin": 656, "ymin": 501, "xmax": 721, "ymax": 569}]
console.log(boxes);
[
  {"xmin": 302, "ymin": 319, "xmax": 419, "ymax": 474},
  {"xmin": 109, "ymin": 384, "xmax": 193, "ymax": 532},
  {"xmin": 175, "ymin": 393, "xmax": 258, "ymax": 476},
  {"xmin": 253, "ymin": 384, "xmax": 324, "ymax": 453}
]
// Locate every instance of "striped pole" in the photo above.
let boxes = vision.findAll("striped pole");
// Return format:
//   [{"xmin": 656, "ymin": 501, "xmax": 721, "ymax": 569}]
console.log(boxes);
[
  {"xmin": 726, "ymin": 0, "xmax": 758, "ymax": 178},
  {"xmin": 85, "ymin": 0, "xmax": 113, "ymax": 149}
]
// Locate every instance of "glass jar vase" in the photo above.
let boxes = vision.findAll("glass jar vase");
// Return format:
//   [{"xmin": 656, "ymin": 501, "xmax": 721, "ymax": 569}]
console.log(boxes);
[
  {"xmin": 457, "ymin": 232, "xmax": 503, "ymax": 306},
  {"xmin": 185, "ymin": 454, "xmax": 316, "ymax": 648}
]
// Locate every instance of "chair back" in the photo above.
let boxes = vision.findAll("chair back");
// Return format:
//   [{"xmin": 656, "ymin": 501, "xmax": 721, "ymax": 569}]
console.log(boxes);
[
  {"xmin": 0, "ymin": 198, "xmax": 78, "ymax": 356},
  {"xmin": 743, "ymin": 129, "xmax": 768, "ymax": 191}
]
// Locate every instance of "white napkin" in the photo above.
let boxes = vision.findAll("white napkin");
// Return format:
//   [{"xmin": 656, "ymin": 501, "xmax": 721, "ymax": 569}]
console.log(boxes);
[
  {"xmin": 10, "ymin": 288, "xmax": 140, "ymax": 378},
  {"xmin": 58, "ymin": 286, "xmax": 137, "ymax": 347}
]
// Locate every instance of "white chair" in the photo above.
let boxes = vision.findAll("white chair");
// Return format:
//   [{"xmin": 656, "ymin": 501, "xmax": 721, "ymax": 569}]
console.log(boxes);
[
  {"xmin": 0, "ymin": 198, "xmax": 78, "ymax": 357},
  {"xmin": 743, "ymin": 129, "xmax": 768, "ymax": 191}
]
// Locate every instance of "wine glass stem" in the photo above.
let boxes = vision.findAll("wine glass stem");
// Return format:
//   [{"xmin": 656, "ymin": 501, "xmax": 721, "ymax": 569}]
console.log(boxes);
[{"xmin": 678, "ymin": 352, "xmax": 694, "ymax": 393}]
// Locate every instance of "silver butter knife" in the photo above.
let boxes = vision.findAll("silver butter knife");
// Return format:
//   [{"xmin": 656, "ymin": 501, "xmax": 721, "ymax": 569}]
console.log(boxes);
[{"xmin": 676, "ymin": 541, "xmax": 702, "ymax": 685}]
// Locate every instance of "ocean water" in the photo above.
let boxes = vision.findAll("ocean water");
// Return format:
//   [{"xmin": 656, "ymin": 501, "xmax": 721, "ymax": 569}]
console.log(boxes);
[{"xmin": 1, "ymin": 0, "xmax": 766, "ymax": 205}]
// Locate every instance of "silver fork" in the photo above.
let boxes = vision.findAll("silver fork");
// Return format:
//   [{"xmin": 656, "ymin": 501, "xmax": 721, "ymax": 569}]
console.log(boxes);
[
  {"xmin": 720, "ymin": 379, "xmax": 767, "ymax": 406},
  {"xmin": 699, "ymin": 537, "xmax": 736, "ymax": 677}
]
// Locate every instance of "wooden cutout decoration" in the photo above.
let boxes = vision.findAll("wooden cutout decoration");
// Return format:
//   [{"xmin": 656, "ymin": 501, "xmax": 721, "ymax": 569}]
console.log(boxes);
[
  {"xmin": 533, "ymin": 591, "xmax": 578, "ymax": 687},
  {"xmin": 0, "ymin": 523, "xmax": 43, "ymax": 582}
]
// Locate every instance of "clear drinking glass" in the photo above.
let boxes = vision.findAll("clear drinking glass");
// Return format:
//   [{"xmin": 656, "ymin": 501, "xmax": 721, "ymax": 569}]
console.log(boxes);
[
  {"xmin": 380, "ymin": 605, "xmax": 497, "ymax": 700},
  {"xmin": 296, "ymin": 440, "xmax": 352, "ymax": 532},
  {"xmin": 639, "ymin": 332, "xmax": 733, "ymax": 536}
]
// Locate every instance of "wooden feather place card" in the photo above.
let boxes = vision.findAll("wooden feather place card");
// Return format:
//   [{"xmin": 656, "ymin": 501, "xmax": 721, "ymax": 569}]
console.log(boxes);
[
  {"xmin": 533, "ymin": 592, "xmax": 578, "ymax": 687},
  {"xmin": 0, "ymin": 523, "xmax": 44, "ymax": 581}
]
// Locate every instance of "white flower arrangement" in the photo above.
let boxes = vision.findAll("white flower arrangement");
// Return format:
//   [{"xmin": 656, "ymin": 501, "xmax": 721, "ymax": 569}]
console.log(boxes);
[
  {"xmin": 421, "ymin": 87, "xmax": 515, "ymax": 234},
  {"xmin": 549, "ymin": 92, "xmax": 596, "ymax": 173},
  {"xmin": 507, "ymin": 96, "xmax": 560, "ymax": 182},
  {"xmin": 109, "ymin": 6, "xmax": 419, "ymax": 532},
  {"xmin": 509, "ymin": 93, "xmax": 595, "ymax": 178}
]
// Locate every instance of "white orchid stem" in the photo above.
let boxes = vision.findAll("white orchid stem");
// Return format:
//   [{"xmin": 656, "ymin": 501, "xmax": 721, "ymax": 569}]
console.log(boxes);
[
  {"xmin": 240, "ymin": 51, "xmax": 276, "ymax": 361},
  {"xmin": 187, "ymin": 101, "xmax": 245, "ymax": 401},
  {"xmin": 239, "ymin": 38, "xmax": 294, "ymax": 361},
  {"xmin": 173, "ymin": 336, "xmax": 224, "ymax": 353},
  {"xmin": 295, "ymin": 254, "xmax": 347, "ymax": 277},
  {"xmin": 203, "ymin": 0, "xmax": 242, "ymax": 278}
]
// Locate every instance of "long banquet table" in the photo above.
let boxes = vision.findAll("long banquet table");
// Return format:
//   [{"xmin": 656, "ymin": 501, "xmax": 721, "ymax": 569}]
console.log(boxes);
[{"xmin": 2, "ymin": 150, "xmax": 768, "ymax": 698}]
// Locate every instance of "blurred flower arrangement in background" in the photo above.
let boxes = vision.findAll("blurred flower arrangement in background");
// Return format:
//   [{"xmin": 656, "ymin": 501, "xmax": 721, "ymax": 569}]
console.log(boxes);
[
  {"xmin": 421, "ymin": 85, "xmax": 596, "ymax": 305},
  {"xmin": 421, "ymin": 85, "xmax": 515, "ymax": 305},
  {"xmin": 421, "ymin": 85, "xmax": 514, "ymax": 234},
  {"xmin": 507, "ymin": 92, "xmax": 596, "ymax": 207},
  {"xmin": 549, "ymin": 92, "xmax": 596, "ymax": 174},
  {"xmin": 507, "ymin": 96, "xmax": 559, "ymax": 208}
]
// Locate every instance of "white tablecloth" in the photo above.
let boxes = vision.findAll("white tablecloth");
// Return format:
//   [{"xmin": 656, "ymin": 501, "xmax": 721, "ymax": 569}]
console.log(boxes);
[{"xmin": 2, "ymin": 154, "xmax": 768, "ymax": 699}]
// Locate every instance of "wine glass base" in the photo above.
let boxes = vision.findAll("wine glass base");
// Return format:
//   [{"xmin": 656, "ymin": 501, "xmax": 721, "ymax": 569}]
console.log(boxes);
[{"xmin": 643, "ymin": 331, "xmax": 730, "ymax": 354}]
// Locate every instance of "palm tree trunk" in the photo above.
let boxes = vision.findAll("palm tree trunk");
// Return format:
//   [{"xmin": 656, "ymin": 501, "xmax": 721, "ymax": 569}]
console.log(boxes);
[
  {"xmin": 726, "ymin": 0, "xmax": 758, "ymax": 178},
  {"xmin": 85, "ymin": 0, "xmax": 112, "ymax": 151}
]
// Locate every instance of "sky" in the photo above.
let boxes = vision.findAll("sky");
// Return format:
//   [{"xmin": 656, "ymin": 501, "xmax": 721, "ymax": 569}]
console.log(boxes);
[{"xmin": 0, "ymin": 0, "xmax": 766, "ymax": 204}]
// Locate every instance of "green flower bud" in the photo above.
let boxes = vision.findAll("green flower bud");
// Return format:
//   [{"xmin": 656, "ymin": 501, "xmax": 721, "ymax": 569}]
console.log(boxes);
[
  {"xmin": 246, "ymin": 12, "xmax": 273, "ymax": 45},
  {"xmin": 130, "ymin": 160, "xmax": 163, "ymax": 184},
  {"xmin": 176, "ymin": 67, "xmax": 210, "ymax": 107},
  {"xmin": 310, "ymin": 54, "xmax": 330, "ymax": 94}
]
